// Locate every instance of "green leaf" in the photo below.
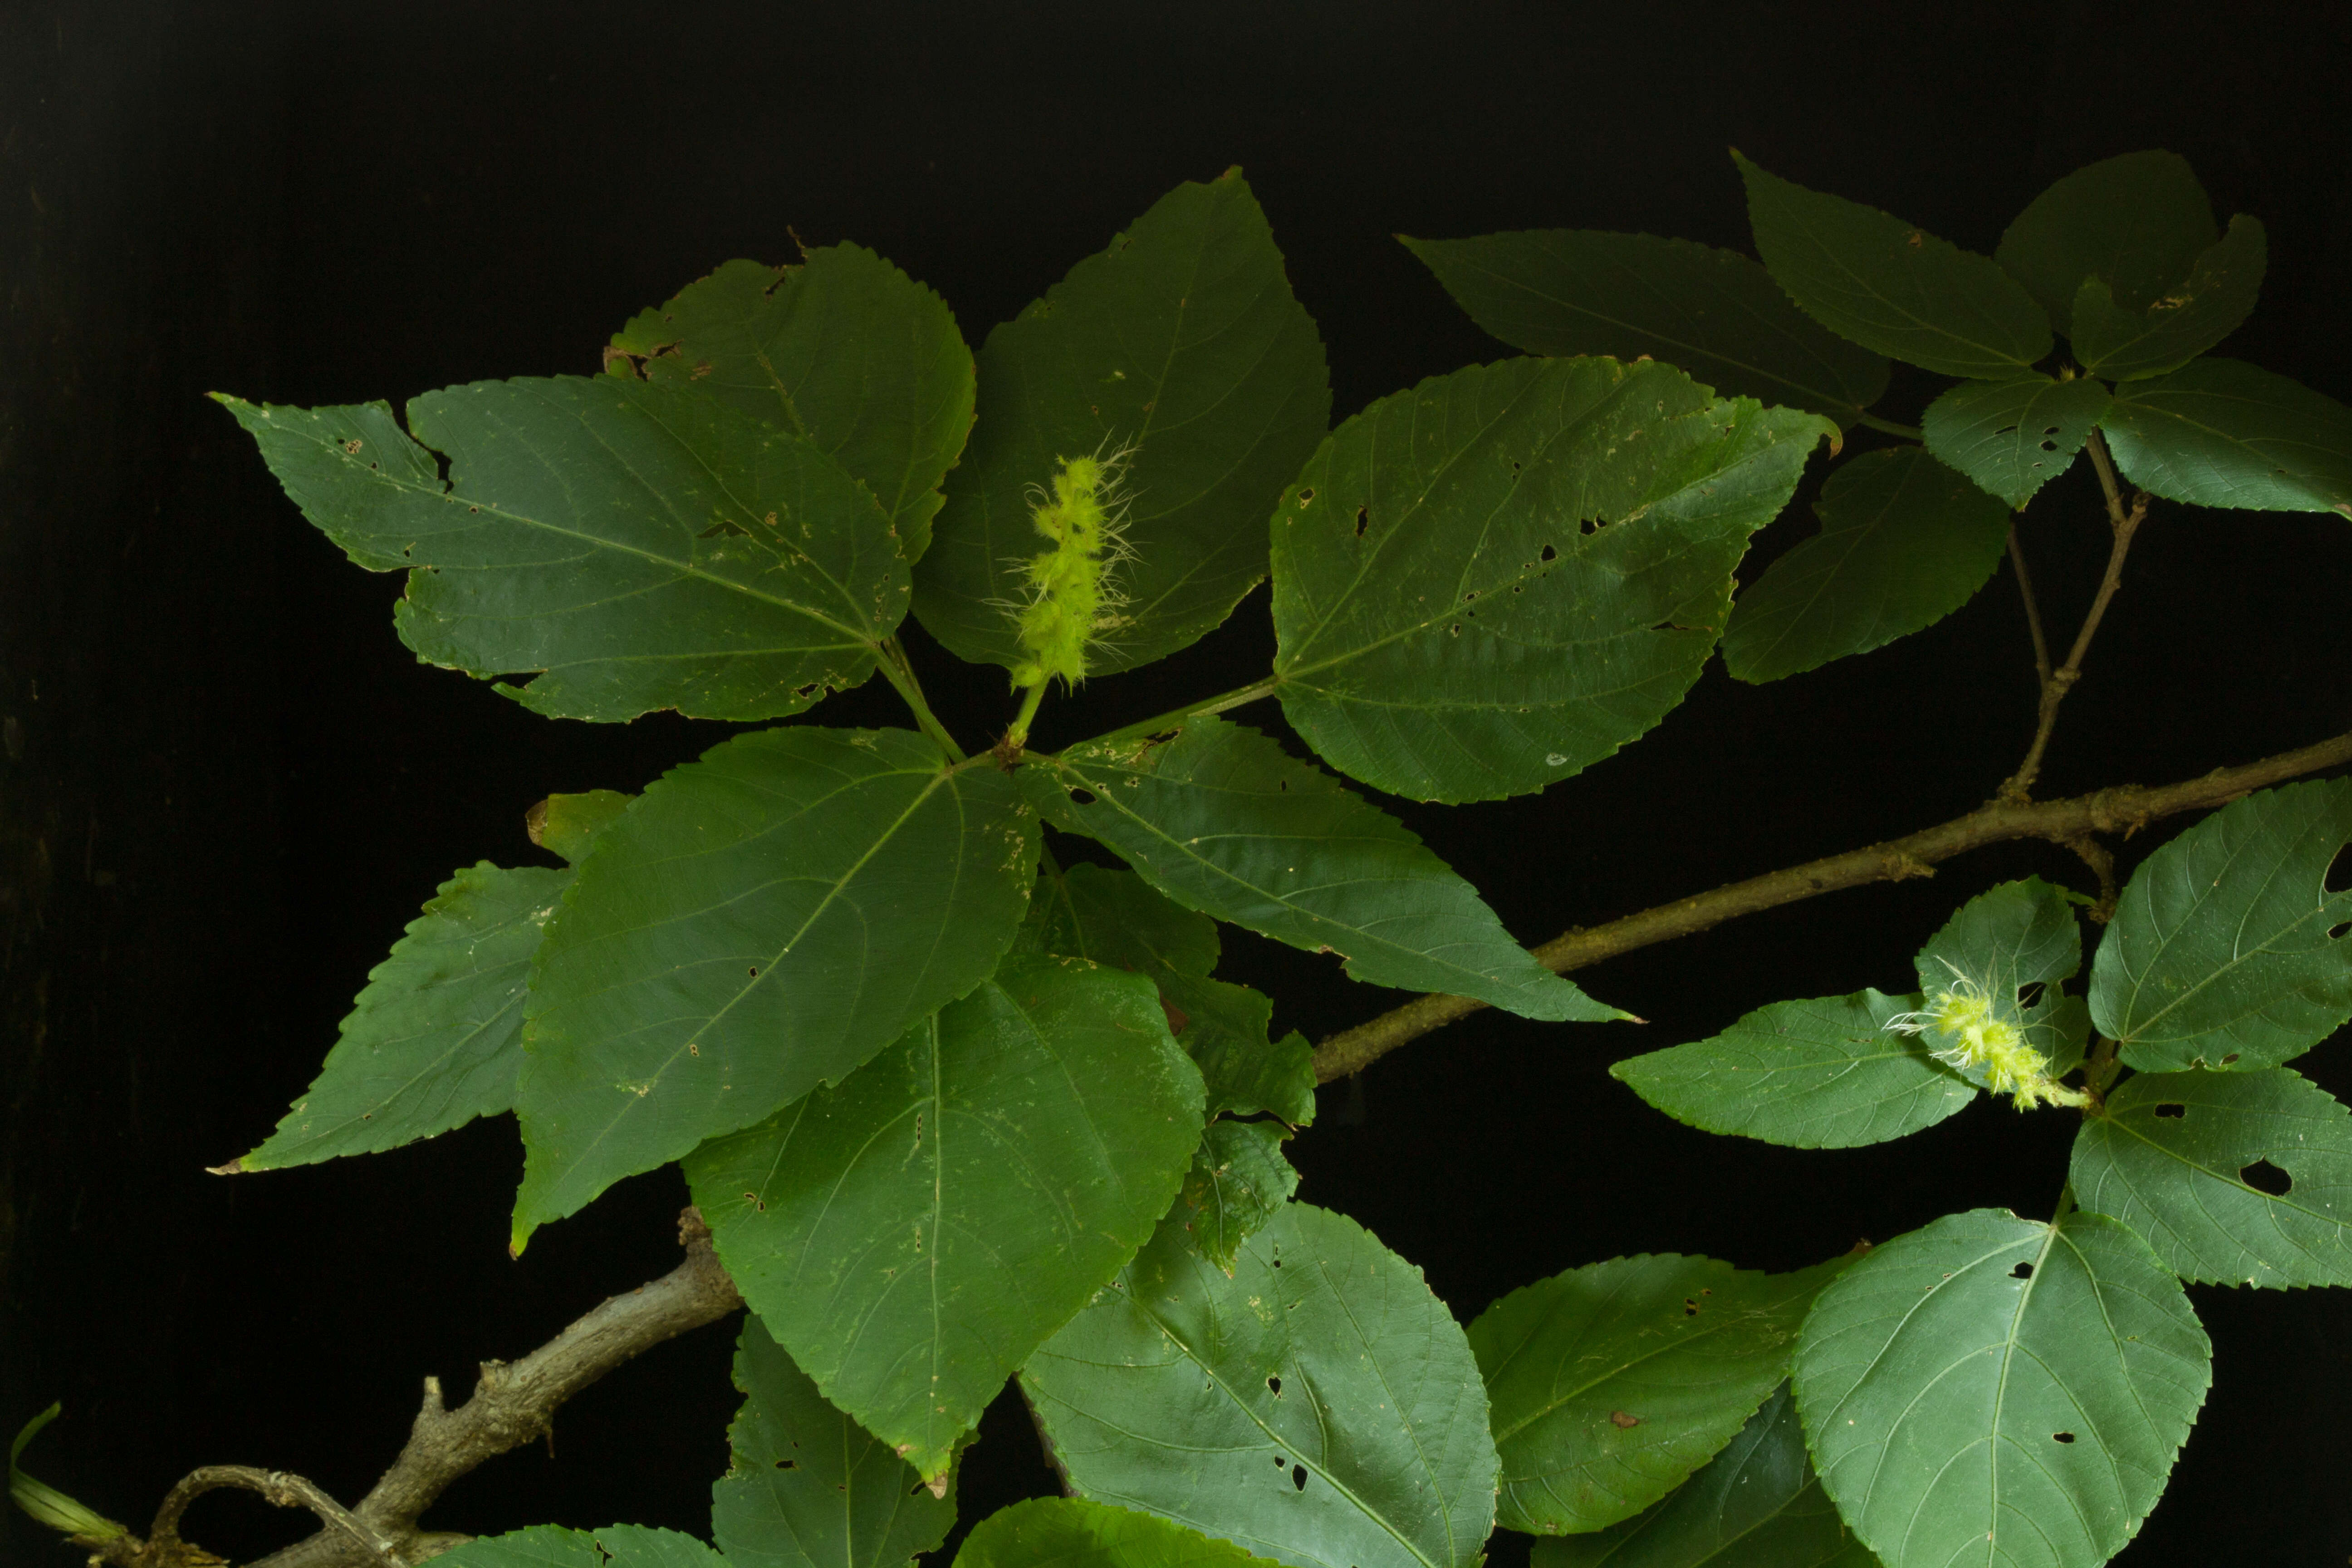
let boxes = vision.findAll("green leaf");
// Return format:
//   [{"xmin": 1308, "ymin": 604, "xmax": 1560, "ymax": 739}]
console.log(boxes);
[
  {"xmin": 215, "ymin": 379, "xmax": 911, "ymax": 722},
  {"xmin": 2089, "ymin": 780, "xmax": 2352, "ymax": 1073},
  {"xmin": 1174, "ymin": 1120, "xmax": 1301, "ymax": 1274},
  {"xmin": 527, "ymin": 790, "xmax": 635, "ymax": 865},
  {"xmin": 515, "ymin": 727, "xmax": 1037, "ymax": 1246},
  {"xmin": 915, "ymin": 169, "xmax": 1330, "ymax": 675},
  {"xmin": 1027, "ymin": 717, "xmax": 1618, "ymax": 1023},
  {"xmin": 686, "ymin": 958, "xmax": 1204, "ymax": 1480},
  {"xmin": 608, "ymin": 245, "xmax": 975, "ymax": 563},
  {"xmin": 10, "ymin": 1404, "xmax": 127, "ymax": 1543},
  {"xmin": 1534, "ymin": 1387, "xmax": 1877, "ymax": 1568},
  {"xmin": 1920, "ymin": 376, "xmax": 2113, "ymax": 507},
  {"xmin": 1734, "ymin": 153, "xmax": 2051, "ymax": 378},
  {"xmin": 1915, "ymin": 876, "xmax": 2089, "ymax": 1081},
  {"xmin": 2073, "ymin": 1067, "xmax": 2352, "ymax": 1287},
  {"xmin": 2098, "ymin": 357, "xmax": 2352, "ymax": 515},
  {"xmin": 711, "ymin": 1315, "xmax": 955, "ymax": 1568},
  {"xmin": 957, "ymin": 1499, "xmax": 1288, "ymax": 1568},
  {"xmin": 1720, "ymin": 446, "xmax": 2011, "ymax": 683},
  {"xmin": 1993, "ymin": 151, "xmax": 2222, "ymax": 328},
  {"xmin": 1471, "ymin": 1253, "xmax": 1847, "ymax": 1534},
  {"xmin": 1611, "ymin": 989, "xmax": 1975, "ymax": 1149},
  {"xmin": 1025, "ymin": 861, "xmax": 1316, "ymax": 1124},
  {"xmin": 436, "ymin": 1527, "xmax": 727, "ymax": 1568},
  {"xmin": 1270, "ymin": 354, "xmax": 1835, "ymax": 800},
  {"xmin": 1793, "ymin": 1208, "xmax": 2210, "ymax": 1568},
  {"xmin": 1023, "ymin": 1202, "xmax": 1498, "ymax": 1568},
  {"xmin": 2068, "ymin": 216, "xmax": 2265, "ymax": 381},
  {"xmin": 1400, "ymin": 230, "xmax": 1890, "ymax": 426},
  {"xmin": 228, "ymin": 863, "xmax": 567, "ymax": 1171}
]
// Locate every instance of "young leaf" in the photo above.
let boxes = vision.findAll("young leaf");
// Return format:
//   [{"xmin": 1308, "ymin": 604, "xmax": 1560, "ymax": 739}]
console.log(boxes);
[
  {"xmin": 215, "ymin": 379, "xmax": 910, "ymax": 722},
  {"xmin": 1400, "ymin": 230, "xmax": 1889, "ymax": 426},
  {"xmin": 515, "ymin": 727, "xmax": 1036, "ymax": 1247},
  {"xmin": 1720, "ymin": 447, "xmax": 2010, "ymax": 683},
  {"xmin": 435, "ymin": 1525, "xmax": 725, "ymax": 1568},
  {"xmin": 710, "ymin": 1314, "xmax": 956, "ymax": 1568},
  {"xmin": 1023, "ymin": 1202, "xmax": 1498, "ymax": 1568},
  {"xmin": 1611, "ymin": 989, "xmax": 1975, "ymax": 1149},
  {"xmin": 1270, "ymin": 355, "xmax": 1835, "ymax": 800},
  {"xmin": 1993, "ymin": 151, "xmax": 2220, "ymax": 329},
  {"xmin": 915, "ymin": 169, "xmax": 1330, "ymax": 676},
  {"xmin": 1920, "ymin": 375, "xmax": 2112, "ymax": 508},
  {"xmin": 1734, "ymin": 153, "xmax": 2050, "ymax": 378},
  {"xmin": 225, "ymin": 863, "xmax": 568, "ymax": 1172},
  {"xmin": 1793, "ymin": 1209, "xmax": 2210, "ymax": 1568},
  {"xmin": 1471, "ymin": 1253, "xmax": 1848, "ymax": 1534},
  {"xmin": 1025, "ymin": 717, "xmax": 1620, "ymax": 1023},
  {"xmin": 2072, "ymin": 1067, "xmax": 2352, "ymax": 1288},
  {"xmin": 2068, "ymin": 216, "xmax": 2266, "ymax": 381},
  {"xmin": 2098, "ymin": 357, "xmax": 2352, "ymax": 515},
  {"xmin": 526, "ymin": 789, "xmax": 634, "ymax": 864},
  {"xmin": 1174, "ymin": 1121, "xmax": 1300, "ymax": 1274},
  {"xmin": 2089, "ymin": 780, "xmax": 2352, "ymax": 1073},
  {"xmin": 1533, "ymin": 1387, "xmax": 1877, "ymax": 1568},
  {"xmin": 1914, "ymin": 876, "xmax": 2088, "ymax": 1079},
  {"xmin": 609, "ymin": 245, "xmax": 975, "ymax": 562},
  {"xmin": 686, "ymin": 959, "xmax": 1204, "ymax": 1482},
  {"xmin": 1026, "ymin": 861, "xmax": 1315, "ymax": 1124},
  {"xmin": 956, "ymin": 1499, "xmax": 1286, "ymax": 1568}
]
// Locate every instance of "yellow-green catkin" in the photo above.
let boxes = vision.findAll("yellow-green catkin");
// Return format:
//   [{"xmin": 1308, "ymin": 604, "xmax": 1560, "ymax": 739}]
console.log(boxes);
[
  {"xmin": 1008, "ymin": 449, "xmax": 1132, "ymax": 693},
  {"xmin": 1886, "ymin": 972, "xmax": 2090, "ymax": 1111}
]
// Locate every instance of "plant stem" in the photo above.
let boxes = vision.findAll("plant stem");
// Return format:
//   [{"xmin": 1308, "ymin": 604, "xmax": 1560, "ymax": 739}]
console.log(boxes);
[
  {"xmin": 2006, "ymin": 522, "xmax": 2053, "ymax": 689},
  {"xmin": 1310, "ymin": 725, "xmax": 2352, "ymax": 1081},
  {"xmin": 1004, "ymin": 681, "xmax": 1048, "ymax": 755},
  {"xmin": 1999, "ymin": 431, "xmax": 2147, "ymax": 802},
  {"xmin": 1854, "ymin": 412, "xmax": 1925, "ymax": 441},
  {"xmin": 875, "ymin": 637, "xmax": 966, "ymax": 762},
  {"xmin": 1087, "ymin": 676, "xmax": 1283, "ymax": 750}
]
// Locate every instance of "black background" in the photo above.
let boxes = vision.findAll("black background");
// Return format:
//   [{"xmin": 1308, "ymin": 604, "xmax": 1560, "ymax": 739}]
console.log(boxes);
[{"xmin": 5, "ymin": 2, "xmax": 2350, "ymax": 1563}]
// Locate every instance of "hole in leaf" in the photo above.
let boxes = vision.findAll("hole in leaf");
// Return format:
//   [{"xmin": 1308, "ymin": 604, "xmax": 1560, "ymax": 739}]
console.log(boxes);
[
  {"xmin": 1352, "ymin": 505, "xmax": 1369, "ymax": 539},
  {"xmin": 2326, "ymin": 843, "xmax": 2352, "ymax": 894},
  {"xmin": 1274, "ymin": 1456, "xmax": 1286, "ymax": 1468},
  {"xmin": 1267, "ymin": 1376, "xmax": 1282, "ymax": 1395},
  {"xmin": 2222, "ymin": 1053, "xmax": 2241, "ymax": 1065},
  {"xmin": 1069, "ymin": 787, "xmax": 1098, "ymax": 806},
  {"xmin": 909, "ymin": 1480, "xmax": 930, "ymax": 1495},
  {"xmin": 1296, "ymin": 487, "xmax": 1315, "ymax": 505},
  {"xmin": 775, "ymin": 1458, "xmax": 798, "ymax": 1470},
  {"xmin": 700, "ymin": 519, "xmax": 752, "ymax": 539},
  {"xmin": 748, "ymin": 966, "xmax": 760, "ymax": 978},
  {"xmin": 2053, "ymin": 1431, "xmax": 2077, "ymax": 1444},
  {"xmin": 1539, "ymin": 544, "xmax": 1559, "ymax": 563},
  {"xmin": 1682, "ymin": 1298, "xmax": 1700, "ymax": 1316},
  {"xmin": 2012, "ymin": 1261, "xmax": 2035, "ymax": 1280},
  {"xmin": 2017, "ymin": 981, "xmax": 2044, "ymax": 1010},
  {"xmin": 2154, "ymin": 1102, "xmax": 2187, "ymax": 1119},
  {"xmin": 2241, "ymin": 1159, "xmax": 2293, "ymax": 1196},
  {"xmin": 2330, "ymin": 922, "xmax": 2349, "ymax": 941},
  {"xmin": 1291, "ymin": 1465, "xmax": 1308, "ymax": 1491}
]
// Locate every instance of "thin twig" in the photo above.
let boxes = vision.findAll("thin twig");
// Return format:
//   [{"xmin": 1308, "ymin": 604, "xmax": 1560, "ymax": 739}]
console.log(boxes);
[
  {"xmin": 2006, "ymin": 522, "xmax": 2052, "ymax": 688},
  {"xmin": 1312, "ymin": 726, "xmax": 2352, "ymax": 1081},
  {"xmin": 237, "ymin": 1209, "xmax": 742, "ymax": 1568}
]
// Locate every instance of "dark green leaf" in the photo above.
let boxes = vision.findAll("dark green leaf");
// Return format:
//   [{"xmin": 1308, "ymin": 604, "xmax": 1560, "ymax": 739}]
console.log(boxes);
[
  {"xmin": 1026, "ymin": 717, "xmax": 1619, "ymax": 1023},
  {"xmin": 2069, "ymin": 216, "xmax": 2265, "ymax": 380},
  {"xmin": 1401, "ymin": 230, "xmax": 1889, "ymax": 425},
  {"xmin": 1270, "ymin": 355, "xmax": 1835, "ymax": 800},
  {"xmin": 1720, "ymin": 446, "xmax": 2011, "ymax": 682},
  {"xmin": 711, "ymin": 1315, "xmax": 956, "ymax": 1568},
  {"xmin": 436, "ymin": 1526, "xmax": 725, "ymax": 1568},
  {"xmin": 609, "ymin": 245, "xmax": 975, "ymax": 562},
  {"xmin": 956, "ymin": 1499, "xmax": 1286, "ymax": 1568},
  {"xmin": 1920, "ymin": 376, "xmax": 2112, "ymax": 507},
  {"xmin": 1793, "ymin": 1209, "xmax": 2210, "ymax": 1568},
  {"xmin": 2073, "ymin": 1068, "xmax": 2352, "ymax": 1287},
  {"xmin": 1024, "ymin": 1202, "xmax": 1498, "ymax": 1568},
  {"xmin": 686, "ymin": 958, "xmax": 1203, "ymax": 1480},
  {"xmin": 215, "ymin": 379, "xmax": 909, "ymax": 722},
  {"xmin": 1611, "ymin": 990, "xmax": 1975, "ymax": 1149},
  {"xmin": 1024, "ymin": 862, "xmax": 1315, "ymax": 1124},
  {"xmin": 527, "ymin": 790, "xmax": 634, "ymax": 865},
  {"xmin": 2090, "ymin": 780, "xmax": 2352, "ymax": 1073},
  {"xmin": 1174, "ymin": 1121, "xmax": 1300, "ymax": 1274},
  {"xmin": 1994, "ymin": 151, "xmax": 2220, "ymax": 328},
  {"xmin": 1735, "ymin": 153, "xmax": 2051, "ymax": 378},
  {"xmin": 229, "ymin": 863, "xmax": 566, "ymax": 1171},
  {"xmin": 1472, "ymin": 1253, "xmax": 1847, "ymax": 1534},
  {"xmin": 1914, "ymin": 876, "xmax": 2089, "ymax": 1081},
  {"xmin": 515, "ymin": 728, "xmax": 1036, "ymax": 1247},
  {"xmin": 915, "ymin": 170, "xmax": 1330, "ymax": 675},
  {"xmin": 2099, "ymin": 357, "xmax": 2352, "ymax": 515},
  {"xmin": 1534, "ymin": 1387, "xmax": 1877, "ymax": 1568}
]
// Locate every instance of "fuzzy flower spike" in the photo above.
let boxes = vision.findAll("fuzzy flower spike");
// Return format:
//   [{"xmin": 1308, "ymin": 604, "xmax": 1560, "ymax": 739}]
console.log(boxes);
[
  {"xmin": 1885, "ymin": 964, "xmax": 2089, "ymax": 1111},
  {"xmin": 1003, "ymin": 444, "xmax": 1136, "ymax": 746}
]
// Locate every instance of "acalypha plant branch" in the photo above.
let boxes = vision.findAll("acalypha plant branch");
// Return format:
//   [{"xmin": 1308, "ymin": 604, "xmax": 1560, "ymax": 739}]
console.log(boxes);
[{"xmin": 19, "ymin": 148, "xmax": 2352, "ymax": 1568}]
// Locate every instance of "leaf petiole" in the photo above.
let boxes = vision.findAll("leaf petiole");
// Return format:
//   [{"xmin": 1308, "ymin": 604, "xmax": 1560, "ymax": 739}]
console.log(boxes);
[{"xmin": 875, "ymin": 636, "xmax": 966, "ymax": 762}]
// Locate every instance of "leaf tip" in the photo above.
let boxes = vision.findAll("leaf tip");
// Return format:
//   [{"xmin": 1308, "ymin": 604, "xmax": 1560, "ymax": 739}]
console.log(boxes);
[{"xmin": 206, "ymin": 1156, "xmax": 250, "ymax": 1176}]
